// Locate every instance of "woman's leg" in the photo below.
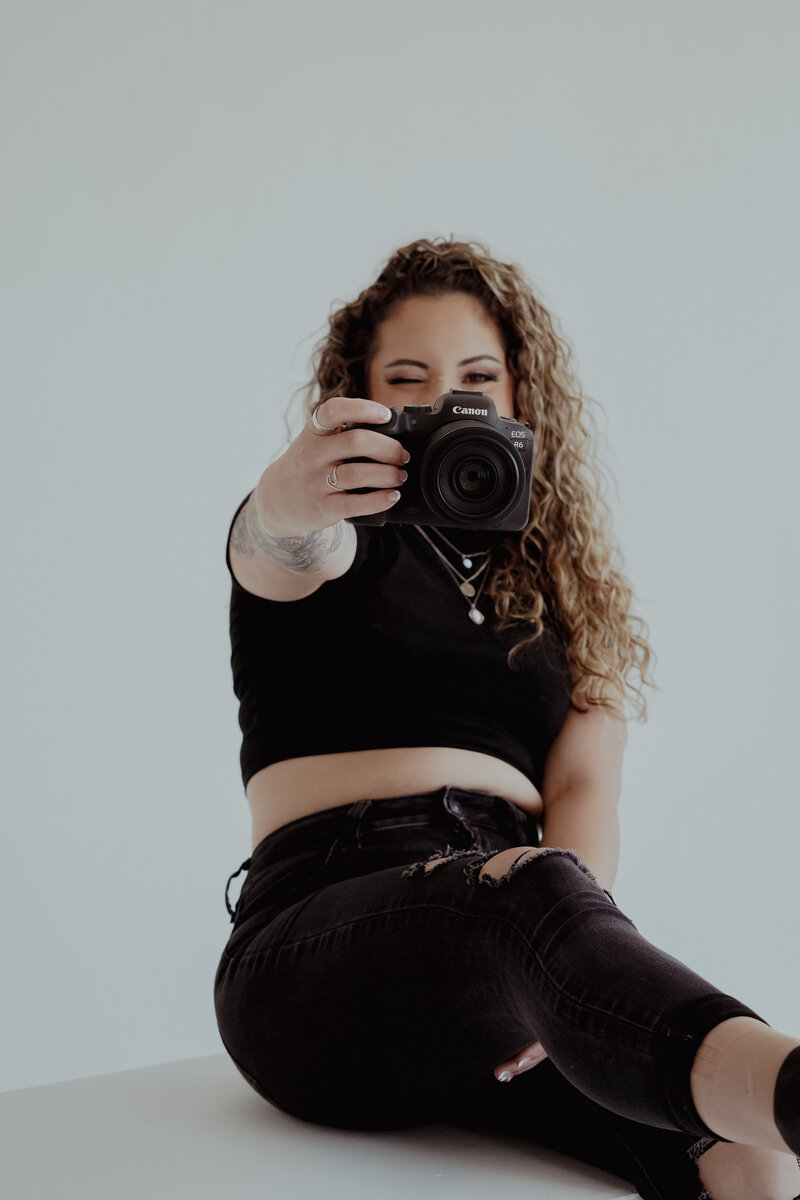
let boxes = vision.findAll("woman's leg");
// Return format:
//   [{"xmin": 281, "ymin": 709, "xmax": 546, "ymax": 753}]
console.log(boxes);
[
  {"xmin": 402, "ymin": 844, "xmax": 800, "ymax": 1157},
  {"xmin": 215, "ymin": 791, "xmax": 800, "ymax": 1190},
  {"xmin": 410, "ymin": 847, "xmax": 800, "ymax": 1198},
  {"xmin": 442, "ymin": 1057, "xmax": 800, "ymax": 1200},
  {"xmin": 690, "ymin": 1016, "xmax": 800, "ymax": 1151},
  {"xmin": 444, "ymin": 1056, "xmax": 710, "ymax": 1200},
  {"xmin": 689, "ymin": 1140, "xmax": 800, "ymax": 1200}
]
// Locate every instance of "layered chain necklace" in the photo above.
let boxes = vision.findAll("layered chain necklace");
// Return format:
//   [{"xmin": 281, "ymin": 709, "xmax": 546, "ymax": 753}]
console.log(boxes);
[{"xmin": 412, "ymin": 525, "xmax": 493, "ymax": 625}]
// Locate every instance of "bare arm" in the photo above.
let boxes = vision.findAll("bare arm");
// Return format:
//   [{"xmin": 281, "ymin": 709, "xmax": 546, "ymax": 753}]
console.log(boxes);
[
  {"xmin": 228, "ymin": 487, "xmax": 357, "ymax": 601},
  {"xmin": 539, "ymin": 782, "xmax": 620, "ymax": 891},
  {"xmin": 227, "ymin": 396, "xmax": 408, "ymax": 601},
  {"xmin": 538, "ymin": 697, "xmax": 628, "ymax": 891}
]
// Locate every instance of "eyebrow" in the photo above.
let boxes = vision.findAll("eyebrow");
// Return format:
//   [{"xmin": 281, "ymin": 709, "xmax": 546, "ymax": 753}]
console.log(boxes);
[{"xmin": 383, "ymin": 355, "xmax": 502, "ymax": 369}]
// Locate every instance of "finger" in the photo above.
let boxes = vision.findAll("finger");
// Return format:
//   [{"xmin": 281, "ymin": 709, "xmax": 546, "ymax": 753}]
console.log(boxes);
[
  {"xmin": 494, "ymin": 1041, "xmax": 549, "ymax": 1082},
  {"xmin": 312, "ymin": 397, "xmax": 393, "ymax": 433},
  {"xmin": 332, "ymin": 427, "xmax": 410, "ymax": 467},
  {"xmin": 321, "ymin": 487, "xmax": 402, "ymax": 523},
  {"xmin": 326, "ymin": 461, "xmax": 408, "ymax": 494}
]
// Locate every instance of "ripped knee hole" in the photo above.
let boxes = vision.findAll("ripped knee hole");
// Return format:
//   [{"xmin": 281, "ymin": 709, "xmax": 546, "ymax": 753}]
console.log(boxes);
[
  {"xmin": 400, "ymin": 845, "xmax": 603, "ymax": 888},
  {"xmin": 402, "ymin": 845, "xmax": 572, "ymax": 887}
]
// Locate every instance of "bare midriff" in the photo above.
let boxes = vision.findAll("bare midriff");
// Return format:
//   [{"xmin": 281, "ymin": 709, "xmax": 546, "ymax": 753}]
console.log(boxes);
[{"xmin": 246, "ymin": 746, "xmax": 544, "ymax": 850}]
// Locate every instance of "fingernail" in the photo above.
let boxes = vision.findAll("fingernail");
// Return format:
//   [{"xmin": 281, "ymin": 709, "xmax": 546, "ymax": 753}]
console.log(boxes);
[
  {"xmin": 402, "ymin": 450, "xmax": 411, "ymax": 463},
  {"xmin": 379, "ymin": 407, "xmax": 392, "ymax": 421},
  {"xmin": 497, "ymin": 1071, "xmax": 514, "ymax": 1083}
]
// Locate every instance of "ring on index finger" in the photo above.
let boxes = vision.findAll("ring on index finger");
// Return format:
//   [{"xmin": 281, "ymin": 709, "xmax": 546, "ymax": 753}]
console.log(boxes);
[{"xmin": 311, "ymin": 405, "xmax": 340, "ymax": 435}]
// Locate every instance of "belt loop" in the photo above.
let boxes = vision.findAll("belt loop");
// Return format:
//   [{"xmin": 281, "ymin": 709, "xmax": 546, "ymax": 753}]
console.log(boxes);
[
  {"xmin": 225, "ymin": 857, "xmax": 252, "ymax": 923},
  {"xmin": 442, "ymin": 787, "xmax": 466, "ymax": 820},
  {"xmin": 500, "ymin": 795, "xmax": 540, "ymax": 846},
  {"xmin": 517, "ymin": 803, "xmax": 538, "ymax": 845},
  {"xmin": 443, "ymin": 787, "xmax": 488, "ymax": 849},
  {"xmin": 345, "ymin": 797, "xmax": 373, "ymax": 851}
]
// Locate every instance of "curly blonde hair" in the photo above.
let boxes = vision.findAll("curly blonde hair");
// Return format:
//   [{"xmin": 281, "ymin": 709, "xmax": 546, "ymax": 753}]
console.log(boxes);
[{"xmin": 292, "ymin": 235, "xmax": 656, "ymax": 722}]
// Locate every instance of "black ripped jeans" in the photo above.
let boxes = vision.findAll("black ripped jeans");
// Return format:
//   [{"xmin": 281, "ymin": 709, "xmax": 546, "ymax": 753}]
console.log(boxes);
[{"xmin": 213, "ymin": 786, "xmax": 766, "ymax": 1200}]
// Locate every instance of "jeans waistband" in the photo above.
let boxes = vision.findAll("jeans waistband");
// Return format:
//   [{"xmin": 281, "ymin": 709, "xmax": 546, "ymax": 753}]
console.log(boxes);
[
  {"xmin": 252, "ymin": 785, "xmax": 534, "ymax": 866},
  {"xmin": 224, "ymin": 786, "xmax": 537, "ymax": 922}
]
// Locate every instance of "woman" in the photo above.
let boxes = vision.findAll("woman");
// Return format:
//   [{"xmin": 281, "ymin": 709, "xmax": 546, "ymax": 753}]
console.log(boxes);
[{"xmin": 214, "ymin": 237, "xmax": 800, "ymax": 1200}]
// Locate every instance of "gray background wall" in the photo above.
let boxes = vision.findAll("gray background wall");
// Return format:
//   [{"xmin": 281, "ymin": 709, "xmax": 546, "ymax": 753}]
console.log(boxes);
[{"xmin": 2, "ymin": 0, "xmax": 798, "ymax": 1091}]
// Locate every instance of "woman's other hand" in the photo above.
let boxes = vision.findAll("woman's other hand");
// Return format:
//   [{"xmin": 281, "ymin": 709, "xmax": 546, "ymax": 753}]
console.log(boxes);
[
  {"xmin": 494, "ymin": 1040, "xmax": 549, "ymax": 1082},
  {"xmin": 254, "ymin": 397, "xmax": 409, "ymax": 536}
]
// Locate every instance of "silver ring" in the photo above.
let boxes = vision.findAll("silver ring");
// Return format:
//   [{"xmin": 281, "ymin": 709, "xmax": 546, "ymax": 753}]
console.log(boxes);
[
  {"xmin": 311, "ymin": 406, "xmax": 339, "ymax": 435},
  {"xmin": 325, "ymin": 465, "xmax": 345, "ymax": 491}
]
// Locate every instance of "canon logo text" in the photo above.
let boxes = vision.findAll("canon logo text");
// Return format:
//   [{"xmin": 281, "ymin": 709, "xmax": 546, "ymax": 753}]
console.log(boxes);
[{"xmin": 452, "ymin": 405, "xmax": 489, "ymax": 416}]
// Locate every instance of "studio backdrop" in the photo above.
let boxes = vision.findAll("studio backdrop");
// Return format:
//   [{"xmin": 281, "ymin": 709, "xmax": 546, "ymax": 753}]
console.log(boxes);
[{"xmin": 2, "ymin": 0, "xmax": 798, "ymax": 1092}]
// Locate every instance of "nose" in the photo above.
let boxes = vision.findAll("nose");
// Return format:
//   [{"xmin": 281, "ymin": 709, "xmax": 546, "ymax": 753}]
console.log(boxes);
[{"xmin": 430, "ymin": 377, "xmax": 483, "ymax": 395}]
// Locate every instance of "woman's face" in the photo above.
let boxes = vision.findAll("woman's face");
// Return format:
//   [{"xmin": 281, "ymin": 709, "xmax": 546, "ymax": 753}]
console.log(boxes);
[{"xmin": 366, "ymin": 292, "xmax": 516, "ymax": 419}]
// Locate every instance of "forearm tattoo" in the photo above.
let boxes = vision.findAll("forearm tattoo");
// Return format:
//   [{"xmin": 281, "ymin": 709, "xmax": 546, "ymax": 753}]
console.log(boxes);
[{"xmin": 233, "ymin": 491, "xmax": 346, "ymax": 574}]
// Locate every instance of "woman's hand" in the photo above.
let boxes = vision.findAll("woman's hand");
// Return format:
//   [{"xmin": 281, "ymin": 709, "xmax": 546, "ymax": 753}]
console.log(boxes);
[
  {"xmin": 254, "ymin": 397, "xmax": 409, "ymax": 536},
  {"xmin": 494, "ymin": 1040, "xmax": 549, "ymax": 1082}
]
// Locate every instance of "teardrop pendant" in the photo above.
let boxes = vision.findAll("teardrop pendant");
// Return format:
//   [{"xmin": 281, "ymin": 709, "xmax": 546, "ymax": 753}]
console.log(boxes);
[
  {"xmin": 462, "ymin": 557, "xmax": 473, "ymax": 570},
  {"xmin": 459, "ymin": 581, "xmax": 476, "ymax": 598},
  {"xmin": 469, "ymin": 606, "xmax": 485, "ymax": 625}
]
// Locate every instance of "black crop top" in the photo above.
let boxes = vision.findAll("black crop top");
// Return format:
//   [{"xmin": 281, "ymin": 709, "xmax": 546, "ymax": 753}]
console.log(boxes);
[{"xmin": 226, "ymin": 492, "xmax": 574, "ymax": 793}]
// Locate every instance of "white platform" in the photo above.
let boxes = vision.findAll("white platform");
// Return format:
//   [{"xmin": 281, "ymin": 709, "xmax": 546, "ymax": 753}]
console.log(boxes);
[{"xmin": 0, "ymin": 1053, "xmax": 637, "ymax": 1198}]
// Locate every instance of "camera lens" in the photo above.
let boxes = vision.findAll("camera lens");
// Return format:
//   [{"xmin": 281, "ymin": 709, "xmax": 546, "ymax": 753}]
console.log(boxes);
[
  {"xmin": 421, "ymin": 425, "xmax": 521, "ymax": 523},
  {"xmin": 453, "ymin": 458, "xmax": 498, "ymax": 500}
]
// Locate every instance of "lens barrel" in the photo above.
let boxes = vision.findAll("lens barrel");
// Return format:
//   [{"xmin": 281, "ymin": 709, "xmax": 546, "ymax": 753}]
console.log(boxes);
[{"xmin": 420, "ymin": 423, "xmax": 521, "ymax": 523}]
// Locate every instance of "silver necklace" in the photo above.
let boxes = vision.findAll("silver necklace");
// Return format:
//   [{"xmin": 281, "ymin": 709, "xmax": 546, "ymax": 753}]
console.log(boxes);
[
  {"xmin": 421, "ymin": 526, "xmax": 492, "ymax": 572},
  {"xmin": 413, "ymin": 525, "xmax": 492, "ymax": 625}
]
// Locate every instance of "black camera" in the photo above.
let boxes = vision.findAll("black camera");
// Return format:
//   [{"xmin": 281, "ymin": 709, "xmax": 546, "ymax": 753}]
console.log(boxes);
[{"xmin": 345, "ymin": 389, "xmax": 534, "ymax": 530}]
